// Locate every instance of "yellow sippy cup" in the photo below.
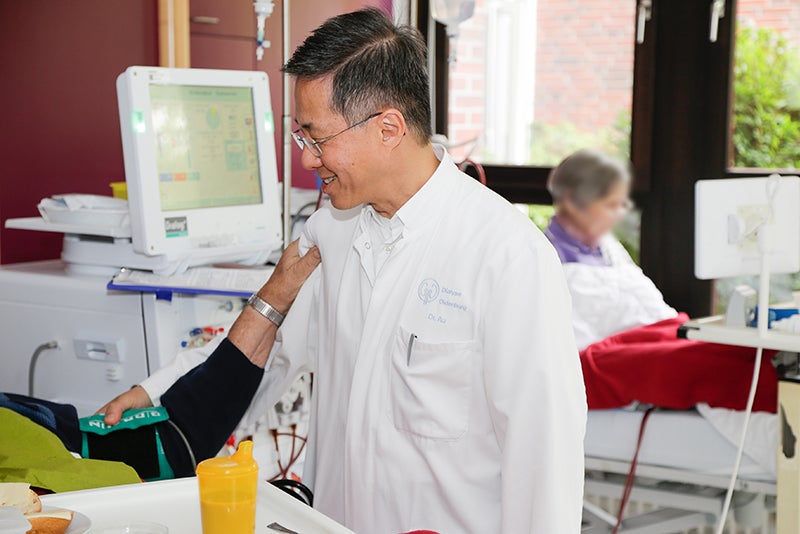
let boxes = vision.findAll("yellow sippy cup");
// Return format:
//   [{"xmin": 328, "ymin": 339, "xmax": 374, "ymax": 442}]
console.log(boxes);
[{"xmin": 196, "ymin": 440, "xmax": 259, "ymax": 534}]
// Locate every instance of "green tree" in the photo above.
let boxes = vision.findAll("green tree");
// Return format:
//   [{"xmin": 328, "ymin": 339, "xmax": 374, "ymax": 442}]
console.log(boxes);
[
  {"xmin": 719, "ymin": 26, "xmax": 800, "ymax": 307},
  {"xmin": 732, "ymin": 27, "xmax": 800, "ymax": 168}
]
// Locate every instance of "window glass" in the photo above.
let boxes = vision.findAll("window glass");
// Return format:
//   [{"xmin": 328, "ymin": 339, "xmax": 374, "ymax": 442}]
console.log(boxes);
[
  {"xmin": 614, "ymin": 210, "xmax": 641, "ymax": 265},
  {"xmin": 523, "ymin": 204, "xmax": 556, "ymax": 231},
  {"xmin": 715, "ymin": 275, "xmax": 798, "ymax": 315},
  {"xmin": 730, "ymin": 0, "xmax": 800, "ymax": 169},
  {"xmin": 447, "ymin": 0, "xmax": 635, "ymax": 165},
  {"xmin": 716, "ymin": 0, "xmax": 800, "ymax": 313}
]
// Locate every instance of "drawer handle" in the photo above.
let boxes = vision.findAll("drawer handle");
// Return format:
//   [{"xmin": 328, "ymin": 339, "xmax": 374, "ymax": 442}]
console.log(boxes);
[{"xmin": 191, "ymin": 16, "xmax": 220, "ymax": 24}]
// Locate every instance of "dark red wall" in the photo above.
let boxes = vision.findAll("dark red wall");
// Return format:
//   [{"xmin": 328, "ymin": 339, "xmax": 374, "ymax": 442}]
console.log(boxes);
[
  {"xmin": 0, "ymin": 0, "xmax": 159, "ymax": 264},
  {"xmin": 0, "ymin": 0, "xmax": 389, "ymax": 265}
]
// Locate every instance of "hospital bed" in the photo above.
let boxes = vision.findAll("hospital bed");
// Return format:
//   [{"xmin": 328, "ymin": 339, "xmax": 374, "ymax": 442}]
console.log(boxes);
[
  {"xmin": 577, "ymin": 305, "xmax": 800, "ymax": 534},
  {"xmin": 582, "ymin": 408, "xmax": 777, "ymax": 534}
]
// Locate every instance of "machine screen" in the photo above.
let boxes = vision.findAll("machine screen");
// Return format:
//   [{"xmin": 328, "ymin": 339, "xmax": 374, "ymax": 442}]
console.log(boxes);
[{"xmin": 149, "ymin": 84, "xmax": 263, "ymax": 211}]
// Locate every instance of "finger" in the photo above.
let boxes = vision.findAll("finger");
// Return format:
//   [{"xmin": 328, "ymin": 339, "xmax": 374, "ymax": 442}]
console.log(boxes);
[
  {"xmin": 297, "ymin": 246, "xmax": 321, "ymax": 273},
  {"xmin": 278, "ymin": 240, "xmax": 302, "ymax": 267},
  {"xmin": 288, "ymin": 248, "xmax": 321, "ymax": 286},
  {"xmin": 103, "ymin": 401, "xmax": 123, "ymax": 426},
  {"xmin": 95, "ymin": 403, "xmax": 110, "ymax": 416},
  {"xmin": 286, "ymin": 238, "xmax": 301, "ymax": 254}
]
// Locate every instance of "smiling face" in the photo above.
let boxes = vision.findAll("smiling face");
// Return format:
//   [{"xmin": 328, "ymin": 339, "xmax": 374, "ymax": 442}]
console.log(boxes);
[{"xmin": 294, "ymin": 77, "xmax": 385, "ymax": 210}]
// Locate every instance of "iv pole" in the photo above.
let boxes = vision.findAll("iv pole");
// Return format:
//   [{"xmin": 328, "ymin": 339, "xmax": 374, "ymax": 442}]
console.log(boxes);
[
  {"xmin": 281, "ymin": 0, "xmax": 292, "ymax": 249},
  {"xmin": 253, "ymin": 0, "xmax": 291, "ymax": 249}
]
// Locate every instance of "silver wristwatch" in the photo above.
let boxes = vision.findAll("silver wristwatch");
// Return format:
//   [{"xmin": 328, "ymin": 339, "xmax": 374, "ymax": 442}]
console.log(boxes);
[{"xmin": 247, "ymin": 294, "xmax": 285, "ymax": 327}]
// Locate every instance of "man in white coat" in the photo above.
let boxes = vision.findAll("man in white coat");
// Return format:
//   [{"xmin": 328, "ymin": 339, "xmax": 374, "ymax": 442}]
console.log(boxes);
[{"xmin": 102, "ymin": 8, "xmax": 586, "ymax": 533}]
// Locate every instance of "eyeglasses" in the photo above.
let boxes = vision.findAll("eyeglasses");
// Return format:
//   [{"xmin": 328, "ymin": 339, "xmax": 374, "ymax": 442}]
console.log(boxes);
[
  {"xmin": 291, "ymin": 112, "xmax": 382, "ymax": 157},
  {"xmin": 602, "ymin": 198, "xmax": 635, "ymax": 218}
]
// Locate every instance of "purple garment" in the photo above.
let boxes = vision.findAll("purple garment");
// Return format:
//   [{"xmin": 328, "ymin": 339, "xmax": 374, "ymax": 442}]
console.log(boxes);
[{"xmin": 544, "ymin": 217, "xmax": 608, "ymax": 266}]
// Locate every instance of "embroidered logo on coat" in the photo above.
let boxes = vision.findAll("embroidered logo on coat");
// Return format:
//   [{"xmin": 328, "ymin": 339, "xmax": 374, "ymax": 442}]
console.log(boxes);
[{"xmin": 418, "ymin": 278, "xmax": 440, "ymax": 304}]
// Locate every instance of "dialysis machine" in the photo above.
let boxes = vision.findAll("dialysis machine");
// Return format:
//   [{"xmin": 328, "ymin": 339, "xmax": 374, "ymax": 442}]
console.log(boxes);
[
  {"xmin": 0, "ymin": 67, "xmax": 285, "ymax": 416},
  {"xmin": 0, "ymin": 264, "xmax": 247, "ymax": 416}
]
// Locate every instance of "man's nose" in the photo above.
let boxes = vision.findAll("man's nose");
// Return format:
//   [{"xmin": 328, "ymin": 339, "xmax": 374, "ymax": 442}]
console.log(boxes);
[{"xmin": 300, "ymin": 146, "xmax": 323, "ymax": 171}]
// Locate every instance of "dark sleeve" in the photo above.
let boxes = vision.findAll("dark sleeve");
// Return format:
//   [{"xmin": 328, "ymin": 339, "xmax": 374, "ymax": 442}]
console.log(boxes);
[{"xmin": 160, "ymin": 337, "xmax": 265, "ymax": 463}]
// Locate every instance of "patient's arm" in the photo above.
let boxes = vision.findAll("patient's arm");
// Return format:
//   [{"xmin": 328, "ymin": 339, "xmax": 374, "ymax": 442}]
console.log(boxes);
[
  {"xmin": 98, "ymin": 239, "xmax": 321, "ymax": 426},
  {"xmin": 227, "ymin": 240, "xmax": 321, "ymax": 367},
  {"xmin": 97, "ymin": 338, "xmax": 219, "ymax": 425}
]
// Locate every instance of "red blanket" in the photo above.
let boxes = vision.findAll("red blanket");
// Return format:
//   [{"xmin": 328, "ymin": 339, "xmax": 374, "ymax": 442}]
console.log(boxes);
[{"xmin": 581, "ymin": 313, "xmax": 778, "ymax": 413}]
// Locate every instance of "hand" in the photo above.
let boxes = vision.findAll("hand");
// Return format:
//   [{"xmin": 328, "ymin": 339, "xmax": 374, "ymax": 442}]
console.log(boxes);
[
  {"xmin": 227, "ymin": 239, "xmax": 321, "ymax": 368},
  {"xmin": 258, "ymin": 239, "xmax": 321, "ymax": 315},
  {"xmin": 96, "ymin": 385, "xmax": 153, "ymax": 426}
]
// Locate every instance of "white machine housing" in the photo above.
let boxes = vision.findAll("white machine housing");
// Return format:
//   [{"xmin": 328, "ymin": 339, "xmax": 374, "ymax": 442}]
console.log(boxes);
[
  {"xmin": 695, "ymin": 176, "xmax": 800, "ymax": 279},
  {"xmin": 0, "ymin": 260, "xmax": 244, "ymax": 416},
  {"xmin": 117, "ymin": 66, "xmax": 282, "ymax": 270}
]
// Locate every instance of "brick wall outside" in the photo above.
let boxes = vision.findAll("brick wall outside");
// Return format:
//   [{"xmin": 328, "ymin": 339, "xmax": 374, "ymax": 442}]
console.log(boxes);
[
  {"xmin": 738, "ymin": 0, "xmax": 800, "ymax": 48},
  {"xmin": 447, "ymin": 0, "xmax": 800, "ymax": 164},
  {"xmin": 533, "ymin": 0, "xmax": 634, "ymax": 133},
  {"xmin": 447, "ymin": 0, "xmax": 488, "ymax": 154}
]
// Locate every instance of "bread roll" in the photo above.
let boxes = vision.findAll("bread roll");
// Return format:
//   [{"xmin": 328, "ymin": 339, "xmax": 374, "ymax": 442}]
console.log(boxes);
[
  {"xmin": 25, "ymin": 508, "xmax": 74, "ymax": 534},
  {"xmin": 0, "ymin": 482, "xmax": 41, "ymax": 514}
]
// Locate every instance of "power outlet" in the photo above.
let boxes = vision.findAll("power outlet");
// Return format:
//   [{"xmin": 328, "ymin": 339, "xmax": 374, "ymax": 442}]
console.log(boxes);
[{"xmin": 74, "ymin": 338, "xmax": 125, "ymax": 363}]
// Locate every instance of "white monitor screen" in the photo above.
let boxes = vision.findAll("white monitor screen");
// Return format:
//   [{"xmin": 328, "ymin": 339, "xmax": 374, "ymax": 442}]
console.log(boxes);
[
  {"xmin": 150, "ymin": 84, "xmax": 263, "ymax": 211},
  {"xmin": 117, "ymin": 67, "xmax": 282, "ymax": 269},
  {"xmin": 695, "ymin": 176, "xmax": 800, "ymax": 279}
]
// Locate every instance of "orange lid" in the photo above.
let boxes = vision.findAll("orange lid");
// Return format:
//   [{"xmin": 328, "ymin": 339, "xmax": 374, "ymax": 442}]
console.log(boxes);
[{"xmin": 196, "ymin": 440, "xmax": 258, "ymax": 477}]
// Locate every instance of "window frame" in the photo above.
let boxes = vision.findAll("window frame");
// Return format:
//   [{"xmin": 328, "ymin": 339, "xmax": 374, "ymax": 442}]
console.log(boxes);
[
  {"xmin": 420, "ymin": 0, "xmax": 750, "ymax": 317},
  {"xmin": 419, "ymin": 0, "xmax": 655, "ymax": 202}
]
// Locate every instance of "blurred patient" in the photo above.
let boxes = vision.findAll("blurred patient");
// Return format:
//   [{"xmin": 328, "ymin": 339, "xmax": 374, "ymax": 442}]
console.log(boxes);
[
  {"xmin": 544, "ymin": 149, "xmax": 677, "ymax": 350},
  {"xmin": 546, "ymin": 149, "xmax": 777, "ymax": 413}
]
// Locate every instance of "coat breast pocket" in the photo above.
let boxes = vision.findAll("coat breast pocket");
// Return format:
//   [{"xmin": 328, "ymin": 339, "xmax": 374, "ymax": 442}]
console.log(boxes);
[{"xmin": 389, "ymin": 326, "xmax": 477, "ymax": 440}]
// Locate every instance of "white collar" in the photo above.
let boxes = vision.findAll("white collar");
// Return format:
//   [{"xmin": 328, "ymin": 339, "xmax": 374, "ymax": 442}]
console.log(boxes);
[{"xmin": 357, "ymin": 144, "xmax": 458, "ymax": 238}]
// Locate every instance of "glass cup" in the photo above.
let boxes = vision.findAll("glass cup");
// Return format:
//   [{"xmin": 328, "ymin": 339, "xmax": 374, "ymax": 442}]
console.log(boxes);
[{"xmin": 196, "ymin": 440, "xmax": 258, "ymax": 534}]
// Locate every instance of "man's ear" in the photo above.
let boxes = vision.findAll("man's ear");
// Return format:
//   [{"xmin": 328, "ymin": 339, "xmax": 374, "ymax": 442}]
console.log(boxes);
[{"xmin": 377, "ymin": 109, "xmax": 407, "ymax": 149}]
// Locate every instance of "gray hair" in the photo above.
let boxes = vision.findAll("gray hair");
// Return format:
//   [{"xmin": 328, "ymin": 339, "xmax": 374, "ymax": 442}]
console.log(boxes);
[
  {"xmin": 282, "ymin": 8, "xmax": 432, "ymax": 144},
  {"xmin": 547, "ymin": 149, "xmax": 631, "ymax": 207}
]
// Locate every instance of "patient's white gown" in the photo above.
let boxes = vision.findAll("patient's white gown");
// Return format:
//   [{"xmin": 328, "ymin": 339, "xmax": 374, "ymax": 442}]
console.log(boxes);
[{"xmin": 564, "ymin": 236, "xmax": 677, "ymax": 351}]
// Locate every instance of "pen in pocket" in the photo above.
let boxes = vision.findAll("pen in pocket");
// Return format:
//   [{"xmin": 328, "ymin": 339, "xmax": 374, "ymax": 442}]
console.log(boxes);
[{"xmin": 407, "ymin": 333, "xmax": 417, "ymax": 365}]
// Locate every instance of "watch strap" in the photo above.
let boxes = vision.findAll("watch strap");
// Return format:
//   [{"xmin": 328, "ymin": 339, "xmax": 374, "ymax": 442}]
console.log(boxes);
[{"xmin": 247, "ymin": 294, "xmax": 285, "ymax": 327}]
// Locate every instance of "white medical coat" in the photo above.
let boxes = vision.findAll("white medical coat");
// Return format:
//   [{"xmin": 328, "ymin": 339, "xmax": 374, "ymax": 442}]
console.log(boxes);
[{"xmin": 142, "ymin": 147, "xmax": 587, "ymax": 533}]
